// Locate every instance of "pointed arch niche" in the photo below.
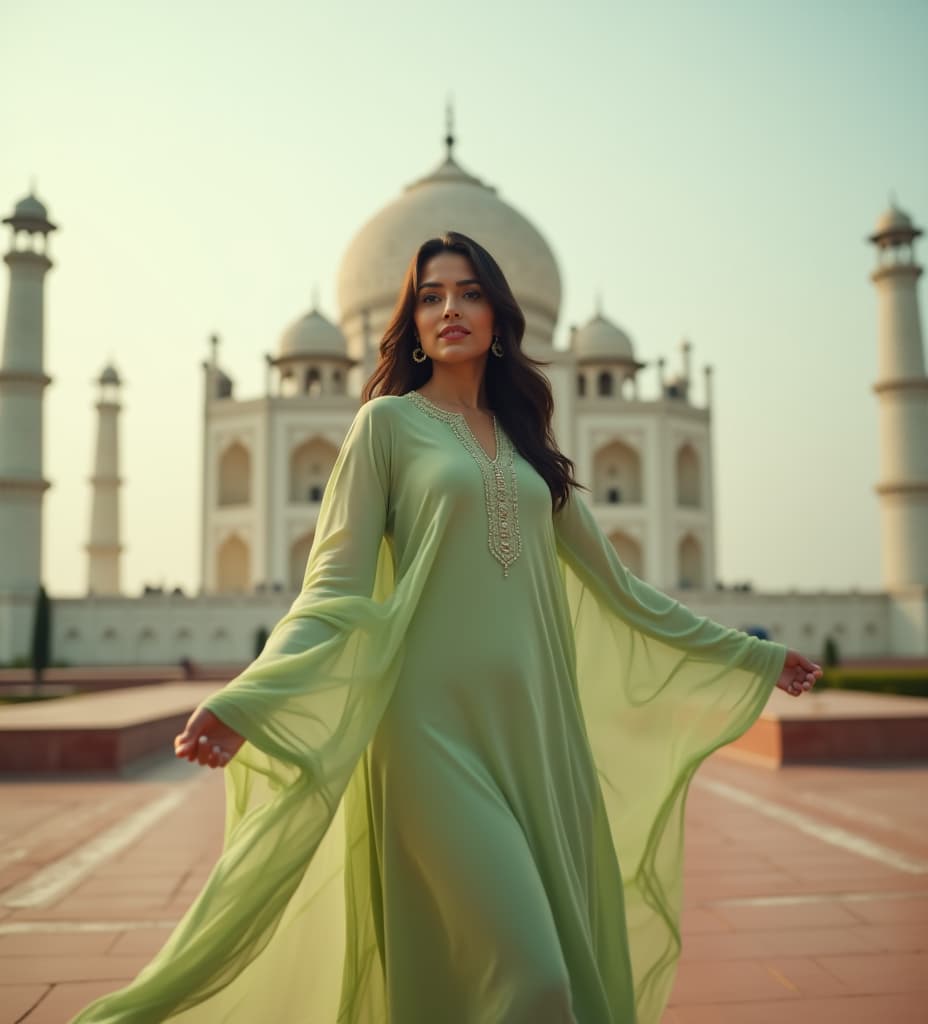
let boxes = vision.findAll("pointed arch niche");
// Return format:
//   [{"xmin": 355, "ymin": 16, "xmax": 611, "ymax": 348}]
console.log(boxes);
[
  {"xmin": 678, "ymin": 533, "xmax": 704, "ymax": 589},
  {"xmin": 61, "ymin": 628, "xmax": 85, "ymax": 664},
  {"xmin": 676, "ymin": 442, "xmax": 701, "ymax": 508},
  {"xmin": 136, "ymin": 628, "xmax": 158, "ymax": 662},
  {"xmin": 217, "ymin": 534, "xmax": 250, "ymax": 593},
  {"xmin": 289, "ymin": 531, "xmax": 315, "ymax": 590},
  {"xmin": 173, "ymin": 627, "xmax": 193, "ymax": 660},
  {"xmin": 98, "ymin": 627, "xmax": 121, "ymax": 663},
  {"xmin": 218, "ymin": 442, "xmax": 251, "ymax": 506},
  {"xmin": 290, "ymin": 437, "xmax": 339, "ymax": 503},
  {"xmin": 607, "ymin": 530, "xmax": 643, "ymax": 578},
  {"xmin": 593, "ymin": 440, "xmax": 642, "ymax": 505}
]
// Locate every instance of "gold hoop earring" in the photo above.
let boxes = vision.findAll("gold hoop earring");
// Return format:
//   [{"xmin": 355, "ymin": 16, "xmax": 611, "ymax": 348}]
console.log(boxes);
[
  {"xmin": 412, "ymin": 346, "xmax": 428, "ymax": 363},
  {"xmin": 491, "ymin": 335, "xmax": 504, "ymax": 358}
]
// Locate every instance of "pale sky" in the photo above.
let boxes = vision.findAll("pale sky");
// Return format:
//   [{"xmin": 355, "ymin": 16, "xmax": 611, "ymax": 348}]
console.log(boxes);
[{"xmin": 2, "ymin": 0, "xmax": 926, "ymax": 598}]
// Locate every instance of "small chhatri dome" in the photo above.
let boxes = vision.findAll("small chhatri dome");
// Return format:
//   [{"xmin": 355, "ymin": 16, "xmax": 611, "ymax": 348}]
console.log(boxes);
[
  {"xmin": 573, "ymin": 311, "xmax": 636, "ymax": 363},
  {"xmin": 277, "ymin": 307, "xmax": 349, "ymax": 361},
  {"xmin": 877, "ymin": 204, "xmax": 912, "ymax": 232},
  {"xmin": 3, "ymin": 191, "xmax": 57, "ymax": 233},
  {"xmin": 15, "ymin": 194, "xmax": 47, "ymax": 219},
  {"xmin": 869, "ymin": 201, "xmax": 923, "ymax": 244},
  {"xmin": 98, "ymin": 362, "xmax": 121, "ymax": 386}
]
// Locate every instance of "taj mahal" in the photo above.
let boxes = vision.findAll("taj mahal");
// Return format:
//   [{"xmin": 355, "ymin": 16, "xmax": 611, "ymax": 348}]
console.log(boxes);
[{"xmin": 1, "ymin": 130, "xmax": 926, "ymax": 665}]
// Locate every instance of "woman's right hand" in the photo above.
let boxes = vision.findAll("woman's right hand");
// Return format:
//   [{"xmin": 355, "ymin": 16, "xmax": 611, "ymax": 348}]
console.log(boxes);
[{"xmin": 174, "ymin": 705, "xmax": 245, "ymax": 769}]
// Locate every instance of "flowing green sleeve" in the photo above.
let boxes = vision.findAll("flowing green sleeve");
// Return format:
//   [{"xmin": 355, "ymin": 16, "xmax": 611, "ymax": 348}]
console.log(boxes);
[
  {"xmin": 554, "ymin": 489, "xmax": 786, "ymax": 673},
  {"xmin": 202, "ymin": 395, "xmax": 394, "ymax": 762},
  {"xmin": 71, "ymin": 399, "xmax": 408, "ymax": 1024},
  {"xmin": 553, "ymin": 489, "xmax": 786, "ymax": 1024}
]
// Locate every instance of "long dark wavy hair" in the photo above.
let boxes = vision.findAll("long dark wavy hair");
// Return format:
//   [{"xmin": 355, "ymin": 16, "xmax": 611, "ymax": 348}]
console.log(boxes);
[{"xmin": 361, "ymin": 231, "xmax": 582, "ymax": 511}]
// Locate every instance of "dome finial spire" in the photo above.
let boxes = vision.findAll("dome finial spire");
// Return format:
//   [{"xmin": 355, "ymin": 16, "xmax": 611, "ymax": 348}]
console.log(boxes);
[
  {"xmin": 445, "ymin": 96, "xmax": 455, "ymax": 160},
  {"xmin": 595, "ymin": 290, "xmax": 603, "ymax": 316},
  {"xmin": 311, "ymin": 283, "xmax": 320, "ymax": 310}
]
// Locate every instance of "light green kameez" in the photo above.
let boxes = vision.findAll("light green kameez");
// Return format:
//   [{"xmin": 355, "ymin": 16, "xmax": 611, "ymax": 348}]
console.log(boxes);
[{"xmin": 72, "ymin": 392, "xmax": 785, "ymax": 1024}]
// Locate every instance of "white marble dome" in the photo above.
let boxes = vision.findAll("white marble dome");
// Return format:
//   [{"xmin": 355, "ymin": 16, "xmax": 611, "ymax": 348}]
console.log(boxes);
[
  {"xmin": 573, "ymin": 312, "xmax": 636, "ymax": 363},
  {"xmin": 336, "ymin": 148, "xmax": 562, "ymax": 347},
  {"xmin": 277, "ymin": 308, "xmax": 348, "ymax": 361}
]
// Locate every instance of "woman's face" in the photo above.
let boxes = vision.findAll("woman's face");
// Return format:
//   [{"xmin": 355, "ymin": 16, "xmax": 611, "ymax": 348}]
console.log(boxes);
[{"xmin": 413, "ymin": 251, "xmax": 495, "ymax": 366}]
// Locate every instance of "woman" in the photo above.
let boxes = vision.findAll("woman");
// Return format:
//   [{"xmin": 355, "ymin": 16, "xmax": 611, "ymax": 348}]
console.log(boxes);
[{"xmin": 73, "ymin": 232, "xmax": 820, "ymax": 1024}]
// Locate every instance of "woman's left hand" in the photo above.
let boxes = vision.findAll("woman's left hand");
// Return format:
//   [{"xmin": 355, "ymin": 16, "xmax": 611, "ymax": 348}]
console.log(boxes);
[
  {"xmin": 174, "ymin": 705, "xmax": 245, "ymax": 768},
  {"xmin": 776, "ymin": 649, "xmax": 823, "ymax": 697}
]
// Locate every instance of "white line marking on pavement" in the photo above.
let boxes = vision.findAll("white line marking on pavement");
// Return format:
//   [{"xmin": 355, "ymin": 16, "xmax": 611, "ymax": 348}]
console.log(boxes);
[
  {"xmin": 1, "ymin": 790, "xmax": 187, "ymax": 908},
  {"xmin": 695, "ymin": 776, "xmax": 928, "ymax": 875},
  {"xmin": 0, "ymin": 919, "xmax": 176, "ymax": 934},
  {"xmin": 797, "ymin": 791, "xmax": 926, "ymax": 841},
  {"xmin": 0, "ymin": 848, "xmax": 27, "ymax": 869},
  {"xmin": 710, "ymin": 888, "xmax": 928, "ymax": 907}
]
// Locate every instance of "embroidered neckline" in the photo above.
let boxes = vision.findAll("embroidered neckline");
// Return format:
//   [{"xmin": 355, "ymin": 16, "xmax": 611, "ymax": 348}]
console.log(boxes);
[
  {"xmin": 405, "ymin": 390, "xmax": 522, "ymax": 577},
  {"xmin": 407, "ymin": 391, "xmax": 500, "ymax": 460}
]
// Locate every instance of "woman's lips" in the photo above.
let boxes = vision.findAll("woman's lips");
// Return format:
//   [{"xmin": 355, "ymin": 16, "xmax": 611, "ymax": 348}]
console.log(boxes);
[{"xmin": 439, "ymin": 328, "xmax": 470, "ymax": 339}]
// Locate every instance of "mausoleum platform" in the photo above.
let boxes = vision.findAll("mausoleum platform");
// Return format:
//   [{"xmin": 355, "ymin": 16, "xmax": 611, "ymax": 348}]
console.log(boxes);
[
  {"xmin": 722, "ymin": 689, "xmax": 928, "ymax": 768},
  {"xmin": 0, "ymin": 684, "xmax": 218, "ymax": 774},
  {"xmin": 1, "ymin": 682, "xmax": 926, "ymax": 775}
]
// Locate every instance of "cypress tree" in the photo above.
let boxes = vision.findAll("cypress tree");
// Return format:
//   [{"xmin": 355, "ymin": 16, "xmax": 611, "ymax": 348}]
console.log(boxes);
[
  {"xmin": 254, "ymin": 625, "xmax": 270, "ymax": 658},
  {"xmin": 31, "ymin": 584, "xmax": 52, "ymax": 695},
  {"xmin": 823, "ymin": 634, "xmax": 840, "ymax": 669}
]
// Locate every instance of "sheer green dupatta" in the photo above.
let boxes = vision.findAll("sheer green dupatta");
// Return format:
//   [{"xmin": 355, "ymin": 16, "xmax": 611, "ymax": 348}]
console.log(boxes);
[
  {"xmin": 71, "ymin": 399, "xmax": 417, "ymax": 1024},
  {"xmin": 553, "ymin": 491, "xmax": 787, "ymax": 1024}
]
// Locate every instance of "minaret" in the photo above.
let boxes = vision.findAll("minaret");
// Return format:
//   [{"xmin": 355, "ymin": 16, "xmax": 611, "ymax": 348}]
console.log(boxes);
[
  {"xmin": 680, "ymin": 338, "xmax": 692, "ymax": 387},
  {"xmin": 868, "ymin": 202, "xmax": 928, "ymax": 590},
  {"xmin": 199, "ymin": 334, "xmax": 220, "ymax": 594},
  {"xmin": 0, "ymin": 192, "xmax": 56, "ymax": 594},
  {"xmin": 86, "ymin": 363, "xmax": 124, "ymax": 595}
]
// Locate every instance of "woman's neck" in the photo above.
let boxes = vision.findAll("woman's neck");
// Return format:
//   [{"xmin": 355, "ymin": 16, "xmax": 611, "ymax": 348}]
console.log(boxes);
[{"xmin": 419, "ymin": 363, "xmax": 490, "ymax": 411}]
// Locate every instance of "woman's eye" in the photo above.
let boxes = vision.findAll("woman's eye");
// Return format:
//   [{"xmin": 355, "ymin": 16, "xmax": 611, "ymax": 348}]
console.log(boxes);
[
  {"xmin": 421, "ymin": 294, "xmax": 439, "ymax": 303},
  {"xmin": 465, "ymin": 290, "xmax": 482, "ymax": 300}
]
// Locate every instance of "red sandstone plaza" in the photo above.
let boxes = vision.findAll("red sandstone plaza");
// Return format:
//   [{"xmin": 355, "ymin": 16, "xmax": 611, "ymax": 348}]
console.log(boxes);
[{"xmin": 0, "ymin": 674, "xmax": 926, "ymax": 1023}]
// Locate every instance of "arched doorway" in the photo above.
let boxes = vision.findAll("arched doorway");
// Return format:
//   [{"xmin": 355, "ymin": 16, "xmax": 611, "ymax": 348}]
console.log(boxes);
[
  {"xmin": 217, "ymin": 534, "xmax": 250, "ymax": 593},
  {"xmin": 593, "ymin": 440, "xmax": 642, "ymax": 504},
  {"xmin": 290, "ymin": 438, "xmax": 338, "ymax": 503},
  {"xmin": 676, "ymin": 443, "xmax": 701, "ymax": 507},
  {"xmin": 218, "ymin": 442, "xmax": 251, "ymax": 506},
  {"xmin": 678, "ymin": 533, "xmax": 704, "ymax": 588}
]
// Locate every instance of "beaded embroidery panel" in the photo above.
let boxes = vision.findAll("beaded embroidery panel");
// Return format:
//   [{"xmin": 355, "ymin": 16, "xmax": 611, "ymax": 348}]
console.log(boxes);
[{"xmin": 405, "ymin": 390, "xmax": 522, "ymax": 577}]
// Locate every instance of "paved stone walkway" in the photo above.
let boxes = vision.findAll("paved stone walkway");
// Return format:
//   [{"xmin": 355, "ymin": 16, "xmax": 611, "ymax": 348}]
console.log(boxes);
[{"xmin": 0, "ymin": 754, "xmax": 925, "ymax": 1023}]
